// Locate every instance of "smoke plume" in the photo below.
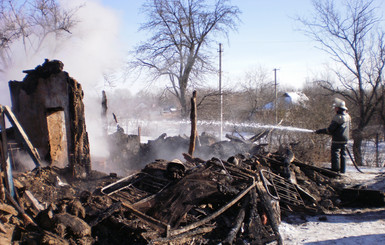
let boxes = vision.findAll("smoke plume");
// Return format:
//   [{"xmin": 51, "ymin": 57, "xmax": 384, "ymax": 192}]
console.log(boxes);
[{"xmin": 0, "ymin": 0, "xmax": 126, "ymax": 161}]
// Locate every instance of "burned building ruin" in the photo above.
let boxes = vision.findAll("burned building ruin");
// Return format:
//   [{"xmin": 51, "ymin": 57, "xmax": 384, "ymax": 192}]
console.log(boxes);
[{"xmin": 8, "ymin": 59, "xmax": 91, "ymax": 177}]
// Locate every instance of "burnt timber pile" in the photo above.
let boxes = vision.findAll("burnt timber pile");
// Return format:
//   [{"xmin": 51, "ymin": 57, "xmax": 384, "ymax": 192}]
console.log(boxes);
[
  {"xmin": 0, "ymin": 60, "xmax": 384, "ymax": 244},
  {"xmin": 1, "ymin": 144, "xmax": 378, "ymax": 244},
  {"xmin": 1, "ymin": 122, "xmax": 385, "ymax": 244}
]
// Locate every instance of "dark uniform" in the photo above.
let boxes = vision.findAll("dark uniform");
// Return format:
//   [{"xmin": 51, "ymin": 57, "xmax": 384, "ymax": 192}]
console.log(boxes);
[{"xmin": 315, "ymin": 108, "xmax": 351, "ymax": 173}]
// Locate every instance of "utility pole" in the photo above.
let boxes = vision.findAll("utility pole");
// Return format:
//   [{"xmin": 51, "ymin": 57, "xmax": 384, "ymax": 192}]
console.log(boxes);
[
  {"xmin": 219, "ymin": 43, "xmax": 223, "ymax": 141},
  {"xmin": 273, "ymin": 68, "xmax": 279, "ymax": 124}
]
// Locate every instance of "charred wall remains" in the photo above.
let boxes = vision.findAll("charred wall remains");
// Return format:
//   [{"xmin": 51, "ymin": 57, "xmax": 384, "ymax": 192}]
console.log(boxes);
[{"xmin": 8, "ymin": 59, "xmax": 91, "ymax": 177}]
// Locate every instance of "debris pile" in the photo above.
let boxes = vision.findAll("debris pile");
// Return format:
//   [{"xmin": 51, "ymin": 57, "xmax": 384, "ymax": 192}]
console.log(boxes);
[
  {"xmin": 1, "ymin": 143, "xmax": 369, "ymax": 244},
  {"xmin": 1, "ymin": 60, "xmax": 384, "ymax": 244}
]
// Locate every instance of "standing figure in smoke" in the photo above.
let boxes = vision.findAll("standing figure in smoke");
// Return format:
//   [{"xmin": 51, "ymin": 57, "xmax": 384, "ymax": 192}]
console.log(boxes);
[{"xmin": 314, "ymin": 98, "xmax": 351, "ymax": 173}]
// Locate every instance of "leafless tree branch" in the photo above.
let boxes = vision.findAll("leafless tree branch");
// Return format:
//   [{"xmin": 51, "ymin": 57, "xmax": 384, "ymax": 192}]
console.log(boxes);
[{"xmin": 133, "ymin": 0, "xmax": 240, "ymax": 117}]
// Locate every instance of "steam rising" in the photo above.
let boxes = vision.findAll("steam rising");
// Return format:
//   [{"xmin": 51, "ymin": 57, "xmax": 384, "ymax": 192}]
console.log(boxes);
[
  {"xmin": 0, "ymin": 1, "xmax": 315, "ymax": 175},
  {"xmin": 0, "ymin": 0, "xmax": 125, "ymax": 162},
  {"xmin": 119, "ymin": 119, "xmax": 314, "ymax": 139}
]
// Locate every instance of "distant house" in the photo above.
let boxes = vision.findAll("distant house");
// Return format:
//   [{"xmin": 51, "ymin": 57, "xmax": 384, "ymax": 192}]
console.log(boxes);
[
  {"xmin": 161, "ymin": 105, "xmax": 179, "ymax": 119},
  {"xmin": 162, "ymin": 106, "xmax": 178, "ymax": 114},
  {"xmin": 262, "ymin": 92, "xmax": 309, "ymax": 110}
]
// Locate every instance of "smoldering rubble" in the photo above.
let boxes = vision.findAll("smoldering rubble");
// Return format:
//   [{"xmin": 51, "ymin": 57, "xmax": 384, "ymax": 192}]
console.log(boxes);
[
  {"xmin": 0, "ymin": 131, "xmax": 383, "ymax": 244},
  {"xmin": 1, "ymin": 60, "xmax": 384, "ymax": 245}
]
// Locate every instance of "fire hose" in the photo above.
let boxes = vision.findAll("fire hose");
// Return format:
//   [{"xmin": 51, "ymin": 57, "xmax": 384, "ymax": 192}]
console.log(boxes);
[{"xmin": 346, "ymin": 147, "xmax": 364, "ymax": 173}]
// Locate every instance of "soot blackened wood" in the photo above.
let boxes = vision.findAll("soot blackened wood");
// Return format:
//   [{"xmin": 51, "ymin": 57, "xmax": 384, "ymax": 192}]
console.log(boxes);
[
  {"xmin": 149, "ymin": 169, "xmax": 219, "ymax": 228},
  {"xmin": 255, "ymin": 173, "xmax": 283, "ymax": 245},
  {"xmin": 68, "ymin": 77, "xmax": 91, "ymax": 177},
  {"xmin": 89, "ymin": 201, "xmax": 122, "ymax": 227},
  {"xmin": 189, "ymin": 91, "xmax": 197, "ymax": 156},
  {"xmin": 222, "ymin": 196, "xmax": 248, "ymax": 245},
  {"xmin": 247, "ymin": 188, "xmax": 267, "ymax": 243}
]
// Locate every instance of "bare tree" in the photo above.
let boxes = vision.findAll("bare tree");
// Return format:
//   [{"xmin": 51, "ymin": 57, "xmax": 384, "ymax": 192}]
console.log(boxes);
[
  {"xmin": 134, "ymin": 0, "xmax": 240, "ymax": 117},
  {"xmin": 239, "ymin": 66, "xmax": 275, "ymax": 121},
  {"xmin": 0, "ymin": 0, "xmax": 80, "ymax": 72},
  {"xmin": 297, "ymin": 0, "xmax": 385, "ymax": 165}
]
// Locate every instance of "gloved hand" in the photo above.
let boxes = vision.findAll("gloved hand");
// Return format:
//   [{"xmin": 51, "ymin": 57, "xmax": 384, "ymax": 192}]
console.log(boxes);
[{"xmin": 314, "ymin": 129, "xmax": 322, "ymax": 134}]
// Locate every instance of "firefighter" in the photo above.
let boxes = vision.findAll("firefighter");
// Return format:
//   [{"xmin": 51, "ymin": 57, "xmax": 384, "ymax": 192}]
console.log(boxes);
[{"xmin": 314, "ymin": 98, "xmax": 351, "ymax": 173}]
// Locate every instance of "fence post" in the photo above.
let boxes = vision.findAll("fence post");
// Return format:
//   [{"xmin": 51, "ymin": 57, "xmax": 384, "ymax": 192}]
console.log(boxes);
[{"xmin": 376, "ymin": 133, "xmax": 379, "ymax": 167}]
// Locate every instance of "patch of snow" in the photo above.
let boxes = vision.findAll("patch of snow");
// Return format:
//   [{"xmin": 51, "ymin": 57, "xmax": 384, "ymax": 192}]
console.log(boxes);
[
  {"xmin": 280, "ymin": 165, "xmax": 385, "ymax": 244},
  {"xmin": 280, "ymin": 209, "xmax": 385, "ymax": 244}
]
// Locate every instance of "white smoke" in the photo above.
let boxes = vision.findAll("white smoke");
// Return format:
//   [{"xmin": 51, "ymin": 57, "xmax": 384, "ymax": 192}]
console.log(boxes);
[{"xmin": 0, "ymin": 0, "xmax": 127, "ymax": 161}]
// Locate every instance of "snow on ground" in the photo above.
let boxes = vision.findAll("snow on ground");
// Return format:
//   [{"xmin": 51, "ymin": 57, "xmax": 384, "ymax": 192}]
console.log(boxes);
[
  {"xmin": 279, "ymin": 165, "xmax": 385, "ymax": 245},
  {"xmin": 280, "ymin": 207, "xmax": 385, "ymax": 244}
]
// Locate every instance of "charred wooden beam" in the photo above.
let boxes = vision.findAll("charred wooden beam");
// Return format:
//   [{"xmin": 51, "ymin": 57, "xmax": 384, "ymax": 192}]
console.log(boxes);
[
  {"xmin": 101, "ymin": 90, "xmax": 108, "ymax": 136},
  {"xmin": 101, "ymin": 90, "xmax": 108, "ymax": 118},
  {"xmin": 0, "ymin": 108, "xmax": 7, "ymax": 201},
  {"xmin": 248, "ymin": 130, "xmax": 269, "ymax": 143},
  {"xmin": 222, "ymin": 196, "xmax": 248, "ymax": 244},
  {"xmin": 2, "ymin": 105, "xmax": 41, "ymax": 168},
  {"xmin": 182, "ymin": 152, "xmax": 205, "ymax": 165},
  {"xmin": 101, "ymin": 171, "xmax": 140, "ymax": 195},
  {"xmin": 5, "ymin": 188, "xmax": 36, "ymax": 227},
  {"xmin": 188, "ymin": 91, "xmax": 197, "ymax": 156},
  {"xmin": 247, "ymin": 187, "xmax": 270, "ymax": 242},
  {"xmin": 225, "ymin": 134, "xmax": 248, "ymax": 144},
  {"xmin": 0, "ymin": 107, "xmax": 15, "ymax": 198},
  {"xmin": 89, "ymin": 201, "xmax": 122, "ymax": 227},
  {"xmin": 120, "ymin": 200, "xmax": 170, "ymax": 236},
  {"xmin": 262, "ymin": 153, "xmax": 340, "ymax": 178},
  {"xmin": 255, "ymin": 171, "xmax": 283, "ymax": 245},
  {"xmin": 24, "ymin": 190, "xmax": 45, "ymax": 212},
  {"xmin": 292, "ymin": 160, "xmax": 340, "ymax": 178},
  {"xmin": 168, "ymin": 176, "xmax": 256, "ymax": 237}
]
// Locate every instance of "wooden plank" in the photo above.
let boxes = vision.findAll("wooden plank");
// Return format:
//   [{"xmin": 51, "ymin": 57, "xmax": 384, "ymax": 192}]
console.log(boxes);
[
  {"xmin": 4, "ymin": 188, "xmax": 36, "ymax": 227},
  {"xmin": 188, "ymin": 91, "xmax": 197, "ymax": 156},
  {"xmin": 256, "ymin": 170, "xmax": 283, "ymax": 245},
  {"xmin": 222, "ymin": 197, "xmax": 248, "ymax": 244},
  {"xmin": 89, "ymin": 201, "xmax": 122, "ymax": 227},
  {"xmin": 169, "ymin": 177, "xmax": 256, "ymax": 237},
  {"xmin": 2, "ymin": 105, "xmax": 41, "ymax": 167},
  {"xmin": 101, "ymin": 171, "xmax": 139, "ymax": 195},
  {"xmin": 24, "ymin": 190, "xmax": 45, "ymax": 212},
  {"xmin": 0, "ymin": 108, "xmax": 14, "ymax": 198},
  {"xmin": 290, "ymin": 159, "xmax": 340, "ymax": 178},
  {"xmin": 225, "ymin": 133, "xmax": 249, "ymax": 144},
  {"xmin": 119, "ymin": 200, "xmax": 170, "ymax": 235},
  {"xmin": 5, "ymin": 154, "xmax": 14, "ymax": 198},
  {"xmin": 0, "ymin": 108, "xmax": 7, "ymax": 201}
]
